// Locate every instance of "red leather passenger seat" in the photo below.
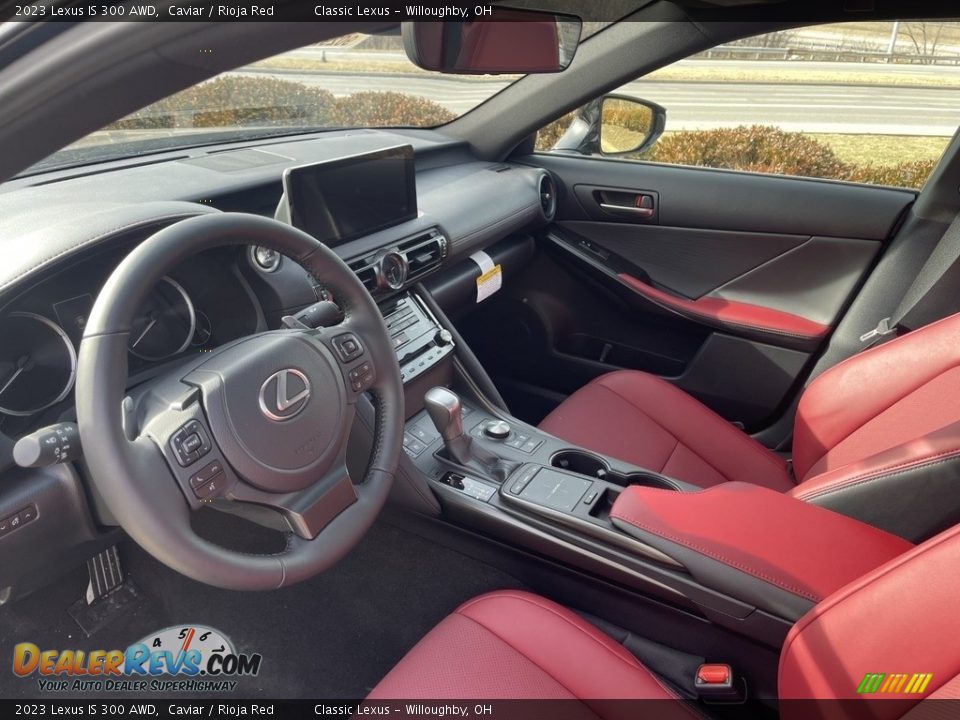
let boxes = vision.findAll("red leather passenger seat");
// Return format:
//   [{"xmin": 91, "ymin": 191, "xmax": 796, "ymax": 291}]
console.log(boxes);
[
  {"xmin": 368, "ymin": 525, "xmax": 960, "ymax": 713},
  {"xmin": 539, "ymin": 313, "xmax": 960, "ymax": 540}
]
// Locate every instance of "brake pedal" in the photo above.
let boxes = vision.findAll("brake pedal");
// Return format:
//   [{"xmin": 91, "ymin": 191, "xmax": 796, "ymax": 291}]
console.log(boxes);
[{"xmin": 68, "ymin": 546, "xmax": 144, "ymax": 637}]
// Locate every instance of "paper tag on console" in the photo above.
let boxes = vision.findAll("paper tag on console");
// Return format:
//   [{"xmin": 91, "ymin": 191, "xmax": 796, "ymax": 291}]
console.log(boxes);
[{"xmin": 471, "ymin": 251, "xmax": 502, "ymax": 303}]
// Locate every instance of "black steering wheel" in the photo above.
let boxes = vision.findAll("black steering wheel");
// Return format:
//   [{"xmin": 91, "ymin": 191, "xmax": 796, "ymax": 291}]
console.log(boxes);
[{"xmin": 75, "ymin": 213, "xmax": 404, "ymax": 590}]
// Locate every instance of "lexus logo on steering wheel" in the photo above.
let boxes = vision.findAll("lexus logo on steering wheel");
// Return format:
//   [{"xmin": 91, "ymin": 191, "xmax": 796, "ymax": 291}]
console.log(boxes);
[{"xmin": 258, "ymin": 368, "xmax": 311, "ymax": 422}]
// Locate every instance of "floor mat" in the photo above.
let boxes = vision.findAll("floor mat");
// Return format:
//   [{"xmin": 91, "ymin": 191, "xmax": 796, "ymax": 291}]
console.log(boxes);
[{"xmin": 0, "ymin": 518, "xmax": 525, "ymax": 699}]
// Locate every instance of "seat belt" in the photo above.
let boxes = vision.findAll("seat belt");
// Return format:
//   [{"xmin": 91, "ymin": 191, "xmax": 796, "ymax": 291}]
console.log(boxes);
[{"xmin": 861, "ymin": 212, "xmax": 960, "ymax": 347}]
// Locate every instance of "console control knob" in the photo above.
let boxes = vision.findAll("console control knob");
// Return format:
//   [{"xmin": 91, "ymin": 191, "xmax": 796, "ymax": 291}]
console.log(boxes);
[
  {"xmin": 483, "ymin": 420, "xmax": 511, "ymax": 440},
  {"xmin": 435, "ymin": 329, "xmax": 453, "ymax": 346}
]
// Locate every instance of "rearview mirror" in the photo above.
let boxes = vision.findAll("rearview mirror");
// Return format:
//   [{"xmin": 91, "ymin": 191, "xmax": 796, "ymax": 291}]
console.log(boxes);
[{"xmin": 401, "ymin": 9, "xmax": 582, "ymax": 74}]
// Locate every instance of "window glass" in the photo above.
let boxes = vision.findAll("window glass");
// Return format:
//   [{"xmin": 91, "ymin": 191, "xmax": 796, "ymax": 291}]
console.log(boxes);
[{"xmin": 540, "ymin": 21, "xmax": 960, "ymax": 189}]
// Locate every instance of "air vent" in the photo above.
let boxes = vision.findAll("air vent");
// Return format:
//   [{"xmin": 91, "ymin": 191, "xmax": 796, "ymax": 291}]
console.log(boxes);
[
  {"xmin": 347, "ymin": 229, "xmax": 447, "ymax": 296},
  {"xmin": 348, "ymin": 255, "xmax": 380, "ymax": 293},
  {"xmin": 539, "ymin": 172, "xmax": 557, "ymax": 222},
  {"xmin": 398, "ymin": 230, "xmax": 448, "ymax": 281}
]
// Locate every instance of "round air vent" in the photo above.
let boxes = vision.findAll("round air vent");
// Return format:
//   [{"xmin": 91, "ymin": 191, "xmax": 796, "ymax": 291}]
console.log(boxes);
[{"xmin": 538, "ymin": 172, "xmax": 557, "ymax": 223}]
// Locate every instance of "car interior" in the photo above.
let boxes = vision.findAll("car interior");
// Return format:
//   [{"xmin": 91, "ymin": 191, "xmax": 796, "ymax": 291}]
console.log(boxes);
[{"xmin": 1, "ymin": 1, "xmax": 960, "ymax": 716}]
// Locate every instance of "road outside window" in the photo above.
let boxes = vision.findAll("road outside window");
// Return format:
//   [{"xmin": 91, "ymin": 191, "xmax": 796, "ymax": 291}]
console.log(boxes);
[{"xmin": 540, "ymin": 21, "xmax": 960, "ymax": 189}]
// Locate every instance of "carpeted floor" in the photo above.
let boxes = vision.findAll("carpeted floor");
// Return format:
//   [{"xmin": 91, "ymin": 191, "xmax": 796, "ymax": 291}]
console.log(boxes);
[{"xmin": 0, "ymin": 517, "xmax": 525, "ymax": 699}]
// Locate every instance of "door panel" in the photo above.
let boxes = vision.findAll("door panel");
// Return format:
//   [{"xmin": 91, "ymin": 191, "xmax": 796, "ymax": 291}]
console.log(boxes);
[
  {"xmin": 710, "ymin": 237, "xmax": 881, "ymax": 327},
  {"xmin": 558, "ymin": 221, "xmax": 808, "ymax": 297},
  {"xmin": 538, "ymin": 154, "xmax": 914, "ymax": 238},
  {"xmin": 460, "ymin": 154, "xmax": 914, "ymax": 429}
]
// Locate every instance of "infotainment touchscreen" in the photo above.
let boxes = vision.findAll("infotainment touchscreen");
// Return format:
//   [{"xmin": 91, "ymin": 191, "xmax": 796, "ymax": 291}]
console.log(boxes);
[{"xmin": 282, "ymin": 145, "xmax": 417, "ymax": 247}]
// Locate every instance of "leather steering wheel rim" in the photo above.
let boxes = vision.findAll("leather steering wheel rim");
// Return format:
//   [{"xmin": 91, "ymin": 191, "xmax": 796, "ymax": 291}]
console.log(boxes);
[{"xmin": 75, "ymin": 213, "xmax": 404, "ymax": 590}]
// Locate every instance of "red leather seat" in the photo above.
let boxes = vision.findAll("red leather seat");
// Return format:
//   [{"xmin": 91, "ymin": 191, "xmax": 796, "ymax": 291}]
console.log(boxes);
[
  {"xmin": 367, "ymin": 590, "xmax": 693, "ymax": 704},
  {"xmin": 368, "ymin": 524, "xmax": 960, "ymax": 712},
  {"xmin": 539, "ymin": 313, "xmax": 960, "ymax": 540}
]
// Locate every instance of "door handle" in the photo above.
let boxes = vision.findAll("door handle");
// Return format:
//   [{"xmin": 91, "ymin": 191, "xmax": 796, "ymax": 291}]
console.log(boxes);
[
  {"xmin": 597, "ymin": 191, "xmax": 656, "ymax": 219},
  {"xmin": 599, "ymin": 203, "xmax": 655, "ymax": 218}
]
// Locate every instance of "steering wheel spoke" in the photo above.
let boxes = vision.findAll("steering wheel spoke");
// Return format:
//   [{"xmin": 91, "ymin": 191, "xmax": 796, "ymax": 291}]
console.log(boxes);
[{"xmin": 224, "ymin": 450, "xmax": 357, "ymax": 540}]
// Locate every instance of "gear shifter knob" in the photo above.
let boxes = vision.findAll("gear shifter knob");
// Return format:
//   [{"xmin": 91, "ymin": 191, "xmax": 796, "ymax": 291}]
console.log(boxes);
[{"xmin": 424, "ymin": 387, "xmax": 464, "ymax": 442}]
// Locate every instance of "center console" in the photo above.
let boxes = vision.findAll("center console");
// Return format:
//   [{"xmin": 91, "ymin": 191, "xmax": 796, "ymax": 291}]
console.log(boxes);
[{"xmin": 395, "ymin": 375, "xmax": 913, "ymax": 647}]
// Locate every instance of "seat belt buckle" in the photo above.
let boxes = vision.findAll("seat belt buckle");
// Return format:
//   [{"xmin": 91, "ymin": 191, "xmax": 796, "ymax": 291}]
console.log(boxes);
[
  {"xmin": 695, "ymin": 663, "xmax": 744, "ymax": 703},
  {"xmin": 860, "ymin": 317, "xmax": 894, "ymax": 345}
]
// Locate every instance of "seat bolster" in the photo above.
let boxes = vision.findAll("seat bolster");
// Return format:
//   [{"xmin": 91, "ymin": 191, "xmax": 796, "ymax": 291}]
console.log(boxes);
[
  {"xmin": 367, "ymin": 590, "xmax": 686, "ymax": 704},
  {"xmin": 791, "ymin": 423, "xmax": 960, "ymax": 541},
  {"xmin": 793, "ymin": 312, "xmax": 960, "ymax": 481},
  {"xmin": 540, "ymin": 371, "xmax": 791, "ymax": 491},
  {"xmin": 779, "ymin": 524, "xmax": 960, "ymax": 714}
]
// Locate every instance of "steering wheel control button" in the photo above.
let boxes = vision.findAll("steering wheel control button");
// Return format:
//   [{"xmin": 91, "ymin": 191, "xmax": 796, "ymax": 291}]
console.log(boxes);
[
  {"xmin": 332, "ymin": 333, "xmax": 364, "ymax": 362},
  {"xmin": 348, "ymin": 361, "xmax": 374, "ymax": 392},
  {"xmin": 170, "ymin": 420, "xmax": 212, "ymax": 467},
  {"xmin": 483, "ymin": 420, "xmax": 512, "ymax": 440},
  {"xmin": 193, "ymin": 472, "xmax": 227, "ymax": 500},
  {"xmin": 182, "ymin": 433, "xmax": 202, "ymax": 454},
  {"xmin": 189, "ymin": 459, "xmax": 225, "ymax": 490}
]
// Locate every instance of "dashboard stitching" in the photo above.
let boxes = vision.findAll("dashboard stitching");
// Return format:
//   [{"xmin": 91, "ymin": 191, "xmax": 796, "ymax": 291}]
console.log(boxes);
[{"xmin": 0, "ymin": 212, "xmax": 210, "ymax": 296}]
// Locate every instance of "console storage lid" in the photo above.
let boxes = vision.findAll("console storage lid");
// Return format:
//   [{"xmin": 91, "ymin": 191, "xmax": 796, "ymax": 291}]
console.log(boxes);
[{"xmin": 610, "ymin": 483, "xmax": 913, "ymax": 621}]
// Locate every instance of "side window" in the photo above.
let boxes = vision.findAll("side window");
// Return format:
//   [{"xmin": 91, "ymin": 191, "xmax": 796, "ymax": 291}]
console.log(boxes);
[{"xmin": 539, "ymin": 21, "xmax": 960, "ymax": 189}]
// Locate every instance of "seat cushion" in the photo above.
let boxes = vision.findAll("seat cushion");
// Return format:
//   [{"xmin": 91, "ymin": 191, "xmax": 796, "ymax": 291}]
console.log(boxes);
[
  {"xmin": 539, "ymin": 371, "xmax": 793, "ymax": 491},
  {"xmin": 367, "ymin": 590, "xmax": 693, "ymax": 708}
]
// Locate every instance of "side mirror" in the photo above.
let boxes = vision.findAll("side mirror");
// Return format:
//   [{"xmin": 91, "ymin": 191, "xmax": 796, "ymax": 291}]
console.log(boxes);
[
  {"xmin": 599, "ymin": 95, "xmax": 666, "ymax": 156},
  {"xmin": 401, "ymin": 9, "xmax": 582, "ymax": 74},
  {"xmin": 552, "ymin": 95, "xmax": 666, "ymax": 157}
]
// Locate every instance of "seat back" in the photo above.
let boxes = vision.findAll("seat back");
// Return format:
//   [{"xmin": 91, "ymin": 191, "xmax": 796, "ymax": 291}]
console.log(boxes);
[
  {"xmin": 790, "ymin": 313, "xmax": 960, "ymax": 541},
  {"xmin": 779, "ymin": 523, "xmax": 960, "ymax": 718}
]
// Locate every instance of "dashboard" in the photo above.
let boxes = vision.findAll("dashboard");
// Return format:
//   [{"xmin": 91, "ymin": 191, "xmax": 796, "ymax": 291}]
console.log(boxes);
[
  {"xmin": 0, "ymin": 129, "xmax": 552, "ymax": 438},
  {"xmin": 0, "ymin": 127, "xmax": 553, "ymax": 599},
  {"xmin": 0, "ymin": 242, "xmax": 262, "ymax": 438}
]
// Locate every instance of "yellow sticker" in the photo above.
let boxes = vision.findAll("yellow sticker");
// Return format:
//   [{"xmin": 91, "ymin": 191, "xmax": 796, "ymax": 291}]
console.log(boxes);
[{"xmin": 476, "ymin": 264, "xmax": 503, "ymax": 303}]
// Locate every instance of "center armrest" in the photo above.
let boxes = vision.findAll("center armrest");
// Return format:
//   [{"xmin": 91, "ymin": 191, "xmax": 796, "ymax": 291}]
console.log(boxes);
[{"xmin": 610, "ymin": 482, "xmax": 913, "ymax": 620}]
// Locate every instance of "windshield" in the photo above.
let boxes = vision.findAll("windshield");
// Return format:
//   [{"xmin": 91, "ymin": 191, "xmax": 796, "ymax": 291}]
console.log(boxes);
[{"xmin": 27, "ymin": 31, "xmax": 522, "ymax": 175}]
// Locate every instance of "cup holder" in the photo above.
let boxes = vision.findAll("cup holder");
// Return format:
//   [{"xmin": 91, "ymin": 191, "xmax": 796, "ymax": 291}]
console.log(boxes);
[
  {"xmin": 621, "ymin": 471, "xmax": 678, "ymax": 490},
  {"xmin": 551, "ymin": 450, "xmax": 609, "ymax": 478},
  {"xmin": 552, "ymin": 450, "xmax": 679, "ymax": 490}
]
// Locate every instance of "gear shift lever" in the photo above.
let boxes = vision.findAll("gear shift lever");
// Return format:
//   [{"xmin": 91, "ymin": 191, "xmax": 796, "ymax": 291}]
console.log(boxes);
[
  {"xmin": 423, "ymin": 387, "xmax": 519, "ymax": 481},
  {"xmin": 424, "ymin": 387, "xmax": 470, "ymax": 464}
]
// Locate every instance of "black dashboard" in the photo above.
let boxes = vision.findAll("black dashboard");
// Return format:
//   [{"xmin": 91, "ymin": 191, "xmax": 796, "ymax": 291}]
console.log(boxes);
[
  {"xmin": 0, "ymin": 128, "xmax": 552, "ymax": 438},
  {"xmin": 0, "ymin": 127, "xmax": 553, "ymax": 599}
]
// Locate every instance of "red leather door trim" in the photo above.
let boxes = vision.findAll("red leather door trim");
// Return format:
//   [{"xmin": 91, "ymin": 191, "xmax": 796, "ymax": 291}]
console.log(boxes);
[{"xmin": 617, "ymin": 273, "xmax": 829, "ymax": 340}]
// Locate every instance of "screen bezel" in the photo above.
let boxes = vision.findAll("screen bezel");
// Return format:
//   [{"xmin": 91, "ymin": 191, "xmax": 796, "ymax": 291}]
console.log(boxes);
[{"xmin": 282, "ymin": 144, "xmax": 418, "ymax": 247}]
